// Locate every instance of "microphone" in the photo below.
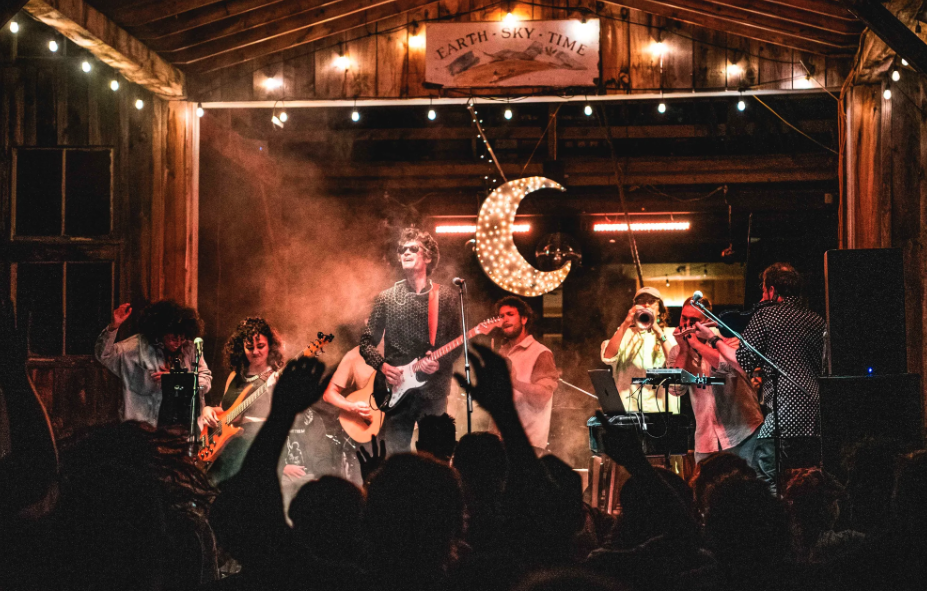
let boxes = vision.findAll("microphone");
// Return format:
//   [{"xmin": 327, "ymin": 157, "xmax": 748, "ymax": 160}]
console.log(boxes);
[
  {"xmin": 193, "ymin": 337, "xmax": 204, "ymax": 357},
  {"xmin": 453, "ymin": 277, "xmax": 466, "ymax": 286},
  {"xmin": 692, "ymin": 290, "xmax": 703, "ymax": 304}
]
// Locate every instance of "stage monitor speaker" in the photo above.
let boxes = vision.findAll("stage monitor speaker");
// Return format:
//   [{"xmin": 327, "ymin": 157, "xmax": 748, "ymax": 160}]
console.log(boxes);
[
  {"xmin": 824, "ymin": 249, "xmax": 906, "ymax": 376},
  {"xmin": 819, "ymin": 374, "xmax": 924, "ymax": 476}
]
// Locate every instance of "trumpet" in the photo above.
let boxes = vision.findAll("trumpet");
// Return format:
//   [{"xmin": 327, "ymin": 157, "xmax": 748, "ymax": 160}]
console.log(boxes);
[
  {"xmin": 676, "ymin": 320, "xmax": 718, "ymax": 337},
  {"xmin": 633, "ymin": 308, "xmax": 655, "ymax": 331}
]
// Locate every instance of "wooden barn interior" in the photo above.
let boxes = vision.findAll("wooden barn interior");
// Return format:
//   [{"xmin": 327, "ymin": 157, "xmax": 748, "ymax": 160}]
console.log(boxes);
[{"xmin": 2, "ymin": 0, "xmax": 926, "ymax": 466}]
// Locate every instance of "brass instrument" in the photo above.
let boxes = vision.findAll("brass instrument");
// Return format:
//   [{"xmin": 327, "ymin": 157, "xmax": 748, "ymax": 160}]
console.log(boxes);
[
  {"xmin": 676, "ymin": 320, "xmax": 718, "ymax": 338},
  {"xmin": 633, "ymin": 308, "xmax": 655, "ymax": 331}
]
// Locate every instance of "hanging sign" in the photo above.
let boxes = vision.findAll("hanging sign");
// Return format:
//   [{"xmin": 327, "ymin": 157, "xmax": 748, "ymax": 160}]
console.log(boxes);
[{"xmin": 425, "ymin": 20, "xmax": 599, "ymax": 88}]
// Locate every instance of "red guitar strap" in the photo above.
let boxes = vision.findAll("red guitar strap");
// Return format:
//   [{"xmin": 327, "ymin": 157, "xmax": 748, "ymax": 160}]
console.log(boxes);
[{"xmin": 428, "ymin": 284, "xmax": 440, "ymax": 347}]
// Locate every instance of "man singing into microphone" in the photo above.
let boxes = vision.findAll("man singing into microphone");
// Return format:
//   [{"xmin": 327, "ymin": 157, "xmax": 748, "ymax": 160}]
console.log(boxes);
[
  {"xmin": 359, "ymin": 228, "xmax": 462, "ymax": 454},
  {"xmin": 95, "ymin": 300, "xmax": 212, "ymax": 428}
]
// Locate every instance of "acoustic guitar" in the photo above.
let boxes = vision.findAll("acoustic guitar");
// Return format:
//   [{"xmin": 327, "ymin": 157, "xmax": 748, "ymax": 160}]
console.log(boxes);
[
  {"xmin": 197, "ymin": 331, "xmax": 334, "ymax": 464},
  {"xmin": 337, "ymin": 373, "xmax": 386, "ymax": 443}
]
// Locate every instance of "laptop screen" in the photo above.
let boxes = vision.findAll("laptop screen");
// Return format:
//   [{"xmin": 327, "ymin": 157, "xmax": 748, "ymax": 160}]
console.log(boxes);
[{"xmin": 588, "ymin": 369, "xmax": 626, "ymax": 415}]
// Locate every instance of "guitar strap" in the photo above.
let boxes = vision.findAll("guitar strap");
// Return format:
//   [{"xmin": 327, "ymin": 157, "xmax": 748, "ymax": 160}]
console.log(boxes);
[{"xmin": 428, "ymin": 284, "xmax": 440, "ymax": 347}]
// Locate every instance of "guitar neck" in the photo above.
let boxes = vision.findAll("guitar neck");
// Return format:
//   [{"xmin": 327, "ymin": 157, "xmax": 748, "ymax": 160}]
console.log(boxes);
[{"xmin": 415, "ymin": 326, "xmax": 481, "ymax": 369}]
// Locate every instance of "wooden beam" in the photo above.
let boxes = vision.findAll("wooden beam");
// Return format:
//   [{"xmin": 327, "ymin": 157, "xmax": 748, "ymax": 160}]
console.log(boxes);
[
  {"xmin": 146, "ymin": 0, "xmax": 356, "ymax": 53},
  {"xmin": 603, "ymin": 0, "xmax": 856, "ymax": 54},
  {"xmin": 770, "ymin": 0, "xmax": 855, "ymax": 20},
  {"xmin": 181, "ymin": 0, "xmax": 438, "ymax": 73},
  {"xmin": 703, "ymin": 0, "xmax": 862, "ymax": 35},
  {"xmin": 23, "ymin": 0, "xmax": 185, "ymax": 99},
  {"xmin": 165, "ymin": 0, "xmax": 402, "ymax": 64},
  {"xmin": 839, "ymin": 0, "xmax": 927, "ymax": 74},
  {"xmin": 112, "ymin": 0, "xmax": 227, "ymax": 28},
  {"xmin": 129, "ymin": 0, "xmax": 286, "ymax": 40},
  {"xmin": 1, "ymin": 1, "xmax": 29, "ymax": 29}
]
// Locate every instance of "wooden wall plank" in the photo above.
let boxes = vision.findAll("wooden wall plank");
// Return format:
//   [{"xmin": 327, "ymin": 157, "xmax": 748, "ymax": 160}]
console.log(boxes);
[
  {"xmin": 758, "ymin": 43, "xmax": 793, "ymax": 89},
  {"xmin": 22, "ymin": 67, "xmax": 37, "ymax": 146},
  {"xmin": 315, "ymin": 33, "xmax": 348, "ymax": 100},
  {"xmin": 663, "ymin": 26, "xmax": 693, "ymax": 89},
  {"xmin": 346, "ymin": 32, "xmax": 378, "ymax": 98},
  {"xmin": 692, "ymin": 27, "xmax": 725, "ymax": 88},
  {"xmin": 628, "ymin": 10, "xmax": 662, "ymax": 91},
  {"xmin": 600, "ymin": 6, "xmax": 631, "ymax": 93},
  {"xmin": 726, "ymin": 34, "xmax": 759, "ymax": 89},
  {"xmin": 795, "ymin": 51, "xmax": 826, "ymax": 89},
  {"xmin": 65, "ymin": 61, "xmax": 89, "ymax": 145}
]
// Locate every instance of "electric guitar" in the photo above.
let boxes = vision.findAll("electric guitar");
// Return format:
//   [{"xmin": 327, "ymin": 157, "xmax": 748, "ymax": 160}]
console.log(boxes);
[
  {"xmin": 374, "ymin": 317, "xmax": 502, "ymax": 413},
  {"xmin": 197, "ymin": 331, "xmax": 334, "ymax": 464}
]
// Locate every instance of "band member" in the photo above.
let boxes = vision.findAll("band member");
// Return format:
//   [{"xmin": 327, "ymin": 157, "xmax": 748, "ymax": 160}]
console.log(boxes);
[
  {"xmin": 321, "ymin": 346, "xmax": 376, "ymax": 424},
  {"xmin": 199, "ymin": 317, "xmax": 283, "ymax": 483},
  {"xmin": 698, "ymin": 263, "xmax": 825, "ymax": 492},
  {"xmin": 359, "ymin": 228, "xmax": 462, "ymax": 454},
  {"xmin": 96, "ymin": 300, "xmax": 212, "ymax": 427},
  {"xmin": 494, "ymin": 296, "xmax": 560, "ymax": 456},
  {"xmin": 601, "ymin": 287, "xmax": 678, "ymax": 413},
  {"xmin": 668, "ymin": 296, "xmax": 764, "ymax": 471}
]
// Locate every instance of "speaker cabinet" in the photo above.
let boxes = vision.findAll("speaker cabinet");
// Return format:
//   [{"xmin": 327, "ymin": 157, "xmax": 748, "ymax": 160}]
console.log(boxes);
[
  {"xmin": 819, "ymin": 374, "xmax": 924, "ymax": 475},
  {"xmin": 824, "ymin": 249, "xmax": 906, "ymax": 376}
]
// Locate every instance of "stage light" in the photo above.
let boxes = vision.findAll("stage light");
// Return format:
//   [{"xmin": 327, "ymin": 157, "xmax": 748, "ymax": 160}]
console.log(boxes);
[
  {"xmin": 504, "ymin": 108, "xmax": 513, "ymax": 120},
  {"xmin": 902, "ymin": 58, "xmax": 909, "ymax": 66},
  {"xmin": 110, "ymin": 80, "xmax": 119, "ymax": 91},
  {"xmin": 196, "ymin": 103, "xmax": 205, "ymax": 118},
  {"xmin": 9, "ymin": 21, "xmax": 19, "ymax": 33},
  {"xmin": 584, "ymin": 104, "xmax": 593, "ymax": 116},
  {"xmin": 737, "ymin": 100, "xmax": 746, "ymax": 111},
  {"xmin": 892, "ymin": 69, "xmax": 901, "ymax": 81},
  {"xmin": 883, "ymin": 88, "xmax": 892, "ymax": 100},
  {"xmin": 81, "ymin": 60, "xmax": 92, "ymax": 72},
  {"xmin": 262, "ymin": 77, "xmax": 282, "ymax": 90},
  {"xmin": 657, "ymin": 102, "xmax": 666, "ymax": 114},
  {"xmin": 409, "ymin": 33, "xmax": 425, "ymax": 49},
  {"xmin": 651, "ymin": 41, "xmax": 666, "ymax": 56},
  {"xmin": 427, "ymin": 108, "xmax": 436, "ymax": 120},
  {"xmin": 593, "ymin": 222, "xmax": 690, "ymax": 232},
  {"xmin": 279, "ymin": 111, "xmax": 288, "ymax": 122},
  {"xmin": 334, "ymin": 54, "xmax": 351, "ymax": 70},
  {"xmin": 351, "ymin": 110, "xmax": 360, "ymax": 122},
  {"xmin": 135, "ymin": 99, "xmax": 144, "ymax": 110},
  {"xmin": 476, "ymin": 177, "xmax": 571, "ymax": 296},
  {"xmin": 435, "ymin": 224, "xmax": 530, "ymax": 234},
  {"xmin": 48, "ymin": 40, "xmax": 59, "ymax": 52}
]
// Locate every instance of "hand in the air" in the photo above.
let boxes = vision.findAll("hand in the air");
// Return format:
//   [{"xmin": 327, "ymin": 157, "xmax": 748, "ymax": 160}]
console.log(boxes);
[
  {"xmin": 282, "ymin": 464, "xmax": 307, "ymax": 479},
  {"xmin": 110, "ymin": 303, "xmax": 132, "ymax": 331},
  {"xmin": 381, "ymin": 363, "xmax": 403, "ymax": 386},
  {"xmin": 357, "ymin": 434, "xmax": 387, "ymax": 485},
  {"xmin": 418, "ymin": 352, "xmax": 439, "ymax": 375},
  {"xmin": 269, "ymin": 357, "xmax": 330, "ymax": 420},
  {"xmin": 455, "ymin": 343, "xmax": 516, "ymax": 421}
]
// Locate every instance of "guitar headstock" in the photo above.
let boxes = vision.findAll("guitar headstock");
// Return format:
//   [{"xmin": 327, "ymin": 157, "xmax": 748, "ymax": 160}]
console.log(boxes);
[
  {"xmin": 474, "ymin": 316, "xmax": 503, "ymax": 336},
  {"xmin": 302, "ymin": 332, "xmax": 335, "ymax": 358}
]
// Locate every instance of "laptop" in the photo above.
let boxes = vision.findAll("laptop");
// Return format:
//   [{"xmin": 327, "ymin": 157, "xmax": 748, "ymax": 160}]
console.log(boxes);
[{"xmin": 588, "ymin": 369, "xmax": 627, "ymax": 415}]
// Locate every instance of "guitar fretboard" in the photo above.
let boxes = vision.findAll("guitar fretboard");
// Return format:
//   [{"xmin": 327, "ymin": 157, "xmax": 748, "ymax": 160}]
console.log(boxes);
[{"xmin": 411, "ymin": 319, "xmax": 497, "ymax": 373}]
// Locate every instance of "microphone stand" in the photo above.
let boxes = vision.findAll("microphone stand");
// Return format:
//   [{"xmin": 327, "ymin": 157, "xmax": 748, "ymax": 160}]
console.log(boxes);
[
  {"xmin": 691, "ymin": 298, "xmax": 812, "ymax": 496},
  {"xmin": 189, "ymin": 344, "xmax": 202, "ymax": 456},
  {"xmin": 456, "ymin": 281, "xmax": 474, "ymax": 433}
]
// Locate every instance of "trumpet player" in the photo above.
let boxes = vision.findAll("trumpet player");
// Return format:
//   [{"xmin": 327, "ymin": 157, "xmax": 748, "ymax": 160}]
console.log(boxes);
[{"xmin": 601, "ymin": 286, "xmax": 678, "ymax": 413}]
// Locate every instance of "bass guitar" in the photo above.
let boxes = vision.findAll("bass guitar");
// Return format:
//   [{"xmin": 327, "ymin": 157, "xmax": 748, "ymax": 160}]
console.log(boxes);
[
  {"xmin": 374, "ymin": 317, "xmax": 502, "ymax": 413},
  {"xmin": 197, "ymin": 331, "xmax": 334, "ymax": 464}
]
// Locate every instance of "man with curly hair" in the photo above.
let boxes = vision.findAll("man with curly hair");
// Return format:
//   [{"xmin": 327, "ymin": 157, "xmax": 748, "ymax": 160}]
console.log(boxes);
[
  {"xmin": 96, "ymin": 300, "xmax": 212, "ymax": 428},
  {"xmin": 360, "ymin": 228, "xmax": 461, "ymax": 454}
]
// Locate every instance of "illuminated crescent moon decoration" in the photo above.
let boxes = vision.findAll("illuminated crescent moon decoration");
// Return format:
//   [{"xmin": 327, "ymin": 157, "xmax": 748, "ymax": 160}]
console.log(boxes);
[{"xmin": 476, "ymin": 176, "xmax": 571, "ymax": 297}]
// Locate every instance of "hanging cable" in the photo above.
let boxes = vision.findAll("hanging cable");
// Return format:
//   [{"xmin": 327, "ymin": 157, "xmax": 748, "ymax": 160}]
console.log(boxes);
[
  {"xmin": 753, "ymin": 96, "xmax": 838, "ymax": 154},
  {"xmin": 467, "ymin": 101, "xmax": 507, "ymax": 183},
  {"xmin": 522, "ymin": 103, "xmax": 563, "ymax": 174}
]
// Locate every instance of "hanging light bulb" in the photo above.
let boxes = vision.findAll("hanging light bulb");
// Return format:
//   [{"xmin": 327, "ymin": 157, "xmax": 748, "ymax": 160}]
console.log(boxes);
[
  {"xmin": 48, "ymin": 40, "xmax": 59, "ymax": 52},
  {"xmin": 279, "ymin": 111, "xmax": 288, "ymax": 122},
  {"xmin": 9, "ymin": 21, "xmax": 19, "ymax": 33},
  {"xmin": 657, "ymin": 102, "xmax": 666, "ymax": 114},
  {"xmin": 737, "ymin": 99, "xmax": 746, "ymax": 111},
  {"xmin": 81, "ymin": 61, "xmax": 92, "ymax": 73},
  {"xmin": 196, "ymin": 103, "xmax": 205, "ymax": 118},
  {"xmin": 892, "ymin": 69, "xmax": 901, "ymax": 82},
  {"xmin": 901, "ymin": 58, "xmax": 909, "ymax": 66},
  {"xmin": 504, "ymin": 11, "xmax": 517, "ymax": 22},
  {"xmin": 272, "ymin": 114, "xmax": 283, "ymax": 127},
  {"xmin": 883, "ymin": 88, "xmax": 892, "ymax": 100},
  {"xmin": 427, "ymin": 108, "xmax": 436, "ymax": 121},
  {"xmin": 135, "ymin": 99, "xmax": 144, "ymax": 110},
  {"xmin": 110, "ymin": 80, "xmax": 119, "ymax": 91},
  {"xmin": 351, "ymin": 110, "xmax": 360, "ymax": 122},
  {"xmin": 504, "ymin": 108, "xmax": 513, "ymax": 120},
  {"xmin": 584, "ymin": 104, "xmax": 593, "ymax": 116}
]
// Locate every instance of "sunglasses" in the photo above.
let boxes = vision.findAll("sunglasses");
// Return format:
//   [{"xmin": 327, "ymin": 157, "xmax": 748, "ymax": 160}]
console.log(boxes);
[{"xmin": 397, "ymin": 245, "xmax": 421, "ymax": 255}]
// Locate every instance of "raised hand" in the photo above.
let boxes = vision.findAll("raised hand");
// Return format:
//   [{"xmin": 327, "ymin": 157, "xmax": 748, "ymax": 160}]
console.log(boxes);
[
  {"xmin": 454, "ymin": 343, "xmax": 516, "ymax": 421},
  {"xmin": 109, "ymin": 303, "xmax": 132, "ymax": 331},
  {"xmin": 357, "ymin": 434, "xmax": 387, "ymax": 484},
  {"xmin": 269, "ymin": 357, "xmax": 329, "ymax": 420}
]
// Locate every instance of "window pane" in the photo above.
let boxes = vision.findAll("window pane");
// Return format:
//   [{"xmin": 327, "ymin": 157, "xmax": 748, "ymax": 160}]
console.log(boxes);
[
  {"xmin": 65, "ymin": 150, "xmax": 112, "ymax": 236},
  {"xmin": 65, "ymin": 263, "xmax": 113, "ymax": 355},
  {"xmin": 16, "ymin": 150, "xmax": 62, "ymax": 236},
  {"xmin": 17, "ymin": 263, "xmax": 64, "ymax": 356}
]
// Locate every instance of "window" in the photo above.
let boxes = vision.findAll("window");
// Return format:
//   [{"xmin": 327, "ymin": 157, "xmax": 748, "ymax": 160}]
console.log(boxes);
[{"xmin": 13, "ymin": 148, "xmax": 112, "ymax": 238}]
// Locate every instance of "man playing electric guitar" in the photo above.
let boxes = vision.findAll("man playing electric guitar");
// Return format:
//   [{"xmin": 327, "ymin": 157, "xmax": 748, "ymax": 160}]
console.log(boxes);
[{"xmin": 359, "ymin": 228, "xmax": 462, "ymax": 454}]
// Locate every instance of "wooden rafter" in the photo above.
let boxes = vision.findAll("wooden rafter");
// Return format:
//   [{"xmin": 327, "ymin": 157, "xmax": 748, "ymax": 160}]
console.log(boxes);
[
  {"xmin": 839, "ymin": 0, "xmax": 927, "ymax": 74},
  {"xmin": 767, "ymin": 0, "xmax": 855, "ymax": 20},
  {"xmin": 23, "ymin": 0, "xmax": 185, "ymax": 98},
  {"xmin": 603, "ymin": 0, "xmax": 857, "ymax": 54},
  {"xmin": 146, "ymin": 0, "xmax": 365, "ymax": 53},
  {"xmin": 130, "ymin": 0, "xmax": 287, "ymax": 40},
  {"xmin": 165, "ymin": 0, "xmax": 401, "ymax": 64},
  {"xmin": 702, "ymin": 0, "xmax": 861, "ymax": 35},
  {"xmin": 182, "ymin": 0, "xmax": 436, "ymax": 73},
  {"xmin": 1, "ymin": 1, "xmax": 29, "ymax": 29},
  {"xmin": 112, "ymin": 0, "xmax": 227, "ymax": 28}
]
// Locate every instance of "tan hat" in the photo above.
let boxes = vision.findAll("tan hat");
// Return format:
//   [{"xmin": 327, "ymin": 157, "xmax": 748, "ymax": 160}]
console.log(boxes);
[{"xmin": 634, "ymin": 286, "xmax": 663, "ymax": 301}]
